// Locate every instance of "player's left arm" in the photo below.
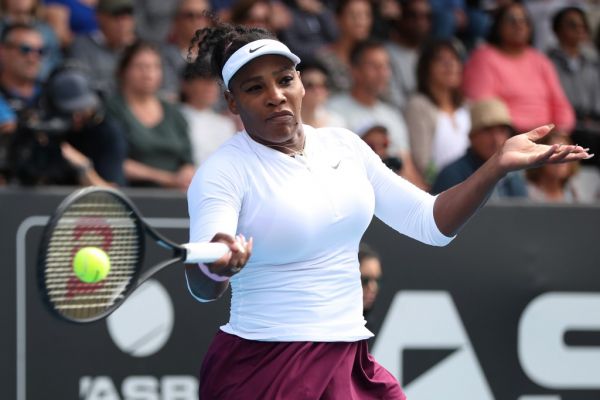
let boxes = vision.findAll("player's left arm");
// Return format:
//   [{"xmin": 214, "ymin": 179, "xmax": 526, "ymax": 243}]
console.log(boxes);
[{"xmin": 433, "ymin": 125, "xmax": 592, "ymax": 236}]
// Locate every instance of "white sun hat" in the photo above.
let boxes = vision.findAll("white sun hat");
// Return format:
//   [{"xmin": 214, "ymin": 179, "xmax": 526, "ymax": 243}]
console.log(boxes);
[{"xmin": 221, "ymin": 39, "xmax": 301, "ymax": 89}]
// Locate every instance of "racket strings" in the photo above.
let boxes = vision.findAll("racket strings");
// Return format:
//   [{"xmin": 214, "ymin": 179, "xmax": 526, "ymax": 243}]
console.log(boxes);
[{"xmin": 42, "ymin": 192, "xmax": 142, "ymax": 320}]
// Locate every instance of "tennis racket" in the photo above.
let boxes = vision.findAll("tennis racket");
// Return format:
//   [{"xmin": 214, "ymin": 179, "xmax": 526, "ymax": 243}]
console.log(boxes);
[{"xmin": 37, "ymin": 186, "xmax": 228, "ymax": 324}]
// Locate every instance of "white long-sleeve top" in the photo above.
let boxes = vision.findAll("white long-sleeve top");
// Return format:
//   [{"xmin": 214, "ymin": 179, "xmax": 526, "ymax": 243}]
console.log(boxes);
[{"xmin": 187, "ymin": 125, "xmax": 454, "ymax": 342}]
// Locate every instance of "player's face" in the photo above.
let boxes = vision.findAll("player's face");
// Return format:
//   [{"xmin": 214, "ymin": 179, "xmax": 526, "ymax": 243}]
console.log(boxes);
[{"xmin": 226, "ymin": 54, "xmax": 305, "ymax": 149}]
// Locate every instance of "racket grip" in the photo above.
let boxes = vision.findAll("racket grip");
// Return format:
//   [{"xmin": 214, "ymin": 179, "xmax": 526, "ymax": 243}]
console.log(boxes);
[{"xmin": 182, "ymin": 242, "xmax": 230, "ymax": 264}]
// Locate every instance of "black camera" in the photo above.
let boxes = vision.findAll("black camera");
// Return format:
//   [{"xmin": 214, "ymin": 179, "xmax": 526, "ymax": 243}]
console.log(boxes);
[{"xmin": 9, "ymin": 65, "xmax": 102, "ymax": 185}]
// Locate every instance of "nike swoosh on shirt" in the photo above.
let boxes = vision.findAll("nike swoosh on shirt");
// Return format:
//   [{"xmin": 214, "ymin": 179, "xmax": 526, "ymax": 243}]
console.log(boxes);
[
  {"xmin": 249, "ymin": 45, "xmax": 266, "ymax": 53},
  {"xmin": 331, "ymin": 160, "xmax": 341, "ymax": 169}
]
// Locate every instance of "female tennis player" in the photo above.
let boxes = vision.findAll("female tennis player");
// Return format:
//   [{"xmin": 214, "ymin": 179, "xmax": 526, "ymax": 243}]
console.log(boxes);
[{"xmin": 184, "ymin": 23, "xmax": 592, "ymax": 399}]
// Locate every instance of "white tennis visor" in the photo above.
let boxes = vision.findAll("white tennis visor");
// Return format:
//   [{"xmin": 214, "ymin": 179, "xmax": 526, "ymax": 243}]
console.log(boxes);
[{"xmin": 221, "ymin": 39, "xmax": 301, "ymax": 89}]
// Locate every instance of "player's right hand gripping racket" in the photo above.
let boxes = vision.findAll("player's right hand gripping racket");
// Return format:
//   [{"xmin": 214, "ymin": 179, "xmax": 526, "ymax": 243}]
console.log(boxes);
[{"xmin": 37, "ymin": 187, "xmax": 229, "ymax": 324}]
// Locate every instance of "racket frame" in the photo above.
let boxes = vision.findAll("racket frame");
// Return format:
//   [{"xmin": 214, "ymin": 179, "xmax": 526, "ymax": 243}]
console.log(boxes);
[{"xmin": 37, "ymin": 187, "xmax": 184, "ymax": 323}]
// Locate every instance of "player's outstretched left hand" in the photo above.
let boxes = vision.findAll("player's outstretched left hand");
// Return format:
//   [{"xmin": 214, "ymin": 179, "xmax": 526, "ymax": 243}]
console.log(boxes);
[{"xmin": 496, "ymin": 124, "xmax": 593, "ymax": 173}]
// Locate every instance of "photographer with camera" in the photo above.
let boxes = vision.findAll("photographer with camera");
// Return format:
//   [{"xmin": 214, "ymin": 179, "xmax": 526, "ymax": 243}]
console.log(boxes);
[
  {"xmin": 0, "ymin": 22, "xmax": 128, "ymax": 187},
  {"xmin": 9, "ymin": 63, "xmax": 128, "ymax": 187}
]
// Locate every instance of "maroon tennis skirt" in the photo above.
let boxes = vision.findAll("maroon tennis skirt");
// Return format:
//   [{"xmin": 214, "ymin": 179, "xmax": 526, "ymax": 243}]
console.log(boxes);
[{"xmin": 199, "ymin": 330, "xmax": 406, "ymax": 399}]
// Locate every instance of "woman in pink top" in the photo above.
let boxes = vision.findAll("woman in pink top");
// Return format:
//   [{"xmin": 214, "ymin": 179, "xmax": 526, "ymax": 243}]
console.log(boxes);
[{"xmin": 462, "ymin": 3, "xmax": 575, "ymax": 134}]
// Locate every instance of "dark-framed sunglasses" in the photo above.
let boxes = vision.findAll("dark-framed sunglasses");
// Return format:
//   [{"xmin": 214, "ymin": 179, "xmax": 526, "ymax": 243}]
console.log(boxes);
[
  {"xmin": 5, "ymin": 42, "xmax": 46, "ymax": 57},
  {"xmin": 361, "ymin": 276, "xmax": 381, "ymax": 286},
  {"xmin": 178, "ymin": 11, "xmax": 208, "ymax": 20}
]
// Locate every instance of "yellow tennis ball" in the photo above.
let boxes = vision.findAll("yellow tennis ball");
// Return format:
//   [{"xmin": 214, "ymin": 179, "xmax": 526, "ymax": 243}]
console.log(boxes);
[{"xmin": 72, "ymin": 247, "xmax": 111, "ymax": 283}]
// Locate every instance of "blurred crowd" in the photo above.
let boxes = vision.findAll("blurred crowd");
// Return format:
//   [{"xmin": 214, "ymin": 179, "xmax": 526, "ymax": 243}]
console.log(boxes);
[{"xmin": 0, "ymin": 0, "xmax": 599, "ymax": 203}]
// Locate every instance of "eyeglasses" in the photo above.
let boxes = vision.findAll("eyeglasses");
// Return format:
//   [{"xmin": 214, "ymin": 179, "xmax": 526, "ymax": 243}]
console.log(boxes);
[
  {"xmin": 564, "ymin": 19, "xmax": 587, "ymax": 31},
  {"xmin": 503, "ymin": 14, "xmax": 528, "ymax": 25},
  {"xmin": 303, "ymin": 81, "xmax": 327, "ymax": 90},
  {"xmin": 178, "ymin": 11, "xmax": 208, "ymax": 20},
  {"xmin": 361, "ymin": 276, "xmax": 380, "ymax": 286},
  {"xmin": 5, "ymin": 42, "xmax": 46, "ymax": 57}
]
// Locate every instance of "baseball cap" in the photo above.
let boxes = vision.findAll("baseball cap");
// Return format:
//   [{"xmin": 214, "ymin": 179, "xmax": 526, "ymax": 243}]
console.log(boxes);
[
  {"xmin": 47, "ymin": 68, "xmax": 100, "ymax": 114},
  {"xmin": 221, "ymin": 39, "xmax": 301, "ymax": 89},
  {"xmin": 470, "ymin": 98, "xmax": 514, "ymax": 133},
  {"xmin": 97, "ymin": 0, "xmax": 134, "ymax": 14}
]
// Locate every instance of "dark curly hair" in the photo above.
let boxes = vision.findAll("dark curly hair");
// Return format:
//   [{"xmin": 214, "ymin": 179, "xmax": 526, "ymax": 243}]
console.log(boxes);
[{"xmin": 187, "ymin": 16, "xmax": 276, "ymax": 89}]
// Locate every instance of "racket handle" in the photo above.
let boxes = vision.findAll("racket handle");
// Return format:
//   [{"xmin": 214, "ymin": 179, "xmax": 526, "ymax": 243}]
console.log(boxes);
[{"xmin": 182, "ymin": 242, "xmax": 230, "ymax": 263}]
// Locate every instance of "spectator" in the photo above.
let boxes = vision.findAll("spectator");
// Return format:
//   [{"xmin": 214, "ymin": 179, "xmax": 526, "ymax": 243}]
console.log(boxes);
[
  {"xmin": 524, "ymin": 0, "xmax": 588, "ymax": 52},
  {"xmin": 548, "ymin": 6, "xmax": 600, "ymax": 169},
  {"xmin": 162, "ymin": 0, "xmax": 212, "ymax": 96},
  {"xmin": 298, "ymin": 60, "xmax": 344, "ymax": 128},
  {"xmin": 526, "ymin": 133, "xmax": 600, "ymax": 203},
  {"xmin": 370, "ymin": 0, "xmax": 401, "ymax": 41},
  {"xmin": 279, "ymin": 0, "xmax": 338, "ymax": 61},
  {"xmin": 0, "ymin": 23, "xmax": 45, "ymax": 120},
  {"xmin": 462, "ymin": 3, "xmax": 575, "ymax": 134},
  {"xmin": 358, "ymin": 242, "xmax": 382, "ymax": 318},
  {"xmin": 429, "ymin": 0, "xmax": 468, "ymax": 40},
  {"xmin": 180, "ymin": 62, "xmax": 236, "ymax": 166},
  {"xmin": 229, "ymin": 0, "xmax": 290, "ymax": 33},
  {"xmin": 67, "ymin": 0, "xmax": 136, "ymax": 97},
  {"xmin": 43, "ymin": 0, "xmax": 99, "ymax": 48},
  {"xmin": 106, "ymin": 41, "xmax": 194, "ymax": 190},
  {"xmin": 315, "ymin": 0, "xmax": 373, "ymax": 93},
  {"xmin": 133, "ymin": 0, "xmax": 178, "ymax": 43},
  {"xmin": 385, "ymin": 0, "xmax": 433, "ymax": 108},
  {"xmin": 10, "ymin": 64, "xmax": 125, "ymax": 186},
  {"xmin": 327, "ymin": 40, "xmax": 423, "ymax": 186},
  {"xmin": 357, "ymin": 123, "xmax": 403, "ymax": 175},
  {"xmin": 0, "ymin": 95, "xmax": 16, "ymax": 183},
  {"xmin": 432, "ymin": 97, "xmax": 528, "ymax": 198},
  {"xmin": 404, "ymin": 40, "xmax": 470, "ymax": 186},
  {"xmin": 0, "ymin": 0, "xmax": 62, "ymax": 79}
]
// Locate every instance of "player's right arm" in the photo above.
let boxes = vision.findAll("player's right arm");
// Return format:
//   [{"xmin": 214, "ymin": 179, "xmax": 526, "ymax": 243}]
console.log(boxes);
[{"xmin": 185, "ymin": 151, "xmax": 249, "ymax": 302}]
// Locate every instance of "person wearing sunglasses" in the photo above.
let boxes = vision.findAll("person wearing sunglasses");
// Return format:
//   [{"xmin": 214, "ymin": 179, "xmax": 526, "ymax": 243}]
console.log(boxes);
[
  {"xmin": 358, "ymin": 242, "xmax": 383, "ymax": 318},
  {"xmin": 0, "ymin": 0, "xmax": 62, "ymax": 79},
  {"xmin": 0, "ymin": 23, "xmax": 45, "ymax": 120}
]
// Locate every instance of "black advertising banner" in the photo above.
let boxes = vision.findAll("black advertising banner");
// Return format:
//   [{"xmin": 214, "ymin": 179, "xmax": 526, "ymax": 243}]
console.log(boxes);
[
  {"xmin": 1, "ymin": 188, "xmax": 599, "ymax": 400},
  {"xmin": 2, "ymin": 188, "xmax": 230, "ymax": 400}
]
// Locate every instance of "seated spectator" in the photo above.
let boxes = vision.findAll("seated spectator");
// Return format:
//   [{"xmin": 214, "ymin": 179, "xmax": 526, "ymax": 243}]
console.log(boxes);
[
  {"xmin": 526, "ymin": 132, "xmax": 600, "ymax": 203},
  {"xmin": 298, "ymin": 61, "xmax": 345, "ymax": 128},
  {"xmin": 10, "ymin": 64, "xmax": 125, "ymax": 186},
  {"xmin": 162, "ymin": 0, "xmax": 212, "ymax": 97},
  {"xmin": 385, "ymin": 0, "xmax": 433, "ymax": 108},
  {"xmin": 133, "ymin": 0, "xmax": 179, "ymax": 43},
  {"xmin": 0, "ymin": 95, "xmax": 17, "ymax": 183},
  {"xmin": 0, "ymin": 0, "xmax": 62, "ymax": 78},
  {"xmin": 432, "ymin": 98, "xmax": 528, "ymax": 198},
  {"xmin": 0, "ymin": 23, "xmax": 45, "ymax": 120},
  {"xmin": 229, "ymin": 0, "xmax": 290, "ymax": 33},
  {"xmin": 316, "ymin": 0, "xmax": 373, "ymax": 93},
  {"xmin": 357, "ymin": 123, "xmax": 403, "ymax": 175},
  {"xmin": 358, "ymin": 242, "xmax": 383, "ymax": 319},
  {"xmin": 67, "ymin": 0, "xmax": 136, "ymax": 97},
  {"xmin": 278, "ymin": 0, "xmax": 337, "ymax": 62},
  {"xmin": 370, "ymin": 0, "xmax": 401, "ymax": 41},
  {"xmin": 43, "ymin": 0, "xmax": 99, "ymax": 48},
  {"xmin": 180, "ymin": 62, "xmax": 236, "ymax": 166},
  {"xmin": 106, "ymin": 41, "xmax": 194, "ymax": 190},
  {"xmin": 548, "ymin": 6, "xmax": 600, "ymax": 169},
  {"xmin": 327, "ymin": 40, "xmax": 423, "ymax": 187},
  {"xmin": 405, "ymin": 40, "xmax": 470, "ymax": 186},
  {"xmin": 462, "ymin": 3, "xmax": 575, "ymax": 134}
]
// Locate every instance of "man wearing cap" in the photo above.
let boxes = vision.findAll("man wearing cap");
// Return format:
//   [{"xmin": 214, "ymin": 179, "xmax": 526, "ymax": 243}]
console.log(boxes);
[
  {"xmin": 431, "ymin": 98, "xmax": 528, "ymax": 197},
  {"xmin": 9, "ymin": 64, "xmax": 127, "ymax": 186},
  {"xmin": 67, "ymin": 0, "xmax": 137, "ymax": 97}
]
